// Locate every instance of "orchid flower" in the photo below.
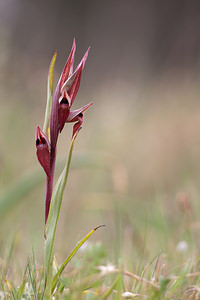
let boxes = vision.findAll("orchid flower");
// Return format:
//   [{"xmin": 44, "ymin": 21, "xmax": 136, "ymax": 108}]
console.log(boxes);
[
  {"xmin": 36, "ymin": 40, "xmax": 93, "ymax": 224},
  {"xmin": 50, "ymin": 39, "xmax": 92, "ymax": 149}
]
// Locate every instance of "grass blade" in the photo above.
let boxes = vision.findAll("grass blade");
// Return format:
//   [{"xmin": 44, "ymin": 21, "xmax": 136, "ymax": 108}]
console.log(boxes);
[
  {"xmin": 51, "ymin": 225, "xmax": 105, "ymax": 294},
  {"xmin": 101, "ymin": 272, "xmax": 121, "ymax": 299},
  {"xmin": 17, "ymin": 260, "xmax": 29, "ymax": 298}
]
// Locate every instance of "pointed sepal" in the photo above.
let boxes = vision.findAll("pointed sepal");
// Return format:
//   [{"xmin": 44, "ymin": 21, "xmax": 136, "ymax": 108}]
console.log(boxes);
[
  {"xmin": 67, "ymin": 48, "xmax": 90, "ymax": 105},
  {"xmin": 66, "ymin": 102, "xmax": 93, "ymax": 138},
  {"xmin": 66, "ymin": 102, "xmax": 93, "ymax": 122},
  {"xmin": 72, "ymin": 114, "xmax": 83, "ymax": 138},
  {"xmin": 59, "ymin": 39, "xmax": 76, "ymax": 90},
  {"xmin": 36, "ymin": 126, "xmax": 51, "ymax": 179}
]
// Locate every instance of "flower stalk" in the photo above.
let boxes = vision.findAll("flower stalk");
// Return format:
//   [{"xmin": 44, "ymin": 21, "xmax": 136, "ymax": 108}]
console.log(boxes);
[
  {"xmin": 44, "ymin": 132, "xmax": 78, "ymax": 297},
  {"xmin": 35, "ymin": 40, "xmax": 93, "ymax": 297},
  {"xmin": 35, "ymin": 40, "xmax": 93, "ymax": 225}
]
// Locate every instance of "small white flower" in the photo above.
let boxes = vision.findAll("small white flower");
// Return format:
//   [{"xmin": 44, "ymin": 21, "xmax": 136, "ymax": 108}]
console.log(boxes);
[
  {"xmin": 97, "ymin": 263, "xmax": 116, "ymax": 276},
  {"xmin": 121, "ymin": 291, "xmax": 140, "ymax": 298},
  {"xmin": 176, "ymin": 240, "xmax": 188, "ymax": 252},
  {"xmin": 0, "ymin": 291, "xmax": 4, "ymax": 300}
]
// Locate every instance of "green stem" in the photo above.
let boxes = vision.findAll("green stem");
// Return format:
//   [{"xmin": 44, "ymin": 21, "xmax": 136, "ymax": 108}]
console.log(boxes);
[{"xmin": 44, "ymin": 133, "xmax": 77, "ymax": 298}]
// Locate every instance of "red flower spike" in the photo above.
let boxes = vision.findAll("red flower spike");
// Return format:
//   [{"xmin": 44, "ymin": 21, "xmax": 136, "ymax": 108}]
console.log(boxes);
[
  {"xmin": 43, "ymin": 41, "xmax": 92, "ymax": 224},
  {"xmin": 36, "ymin": 126, "xmax": 51, "ymax": 179},
  {"xmin": 60, "ymin": 48, "xmax": 90, "ymax": 106},
  {"xmin": 50, "ymin": 41, "xmax": 86, "ymax": 149}
]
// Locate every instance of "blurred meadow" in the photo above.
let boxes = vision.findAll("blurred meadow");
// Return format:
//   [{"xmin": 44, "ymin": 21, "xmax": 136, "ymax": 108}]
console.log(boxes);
[{"xmin": 1, "ymin": 0, "xmax": 200, "ymax": 298}]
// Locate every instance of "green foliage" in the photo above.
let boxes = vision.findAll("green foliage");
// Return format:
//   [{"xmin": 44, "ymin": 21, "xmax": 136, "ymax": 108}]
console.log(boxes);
[
  {"xmin": 1, "ymin": 238, "xmax": 200, "ymax": 299},
  {"xmin": 51, "ymin": 225, "xmax": 105, "ymax": 295},
  {"xmin": 1, "ymin": 167, "xmax": 200, "ymax": 299},
  {"xmin": 43, "ymin": 51, "xmax": 57, "ymax": 139}
]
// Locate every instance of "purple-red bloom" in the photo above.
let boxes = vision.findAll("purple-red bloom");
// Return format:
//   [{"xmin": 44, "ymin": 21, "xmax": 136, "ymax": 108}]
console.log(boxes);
[
  {"xmin": 36, "ymin": 126, "xmax": 51, "ymax": 179},
  {"xmin": 36, "ymin": 40, "xmax": 93, "ymax": 224},
  {"xmin": 50, "ymin": 40, "xmax": 93, "ymax": 151},
  {"xmin": 66, "ymin": 102, "xmax": 93, "ymax": 137}
]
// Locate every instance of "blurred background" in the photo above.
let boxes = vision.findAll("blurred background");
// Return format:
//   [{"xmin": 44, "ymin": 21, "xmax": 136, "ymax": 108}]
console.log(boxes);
[{"xmin": 1, "ymin": 0, "xmax": 200, "ymax": 274}]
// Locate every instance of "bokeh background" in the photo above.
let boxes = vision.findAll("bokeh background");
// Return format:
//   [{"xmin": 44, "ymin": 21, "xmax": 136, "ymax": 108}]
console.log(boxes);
[{"xmin": 1, "ymin": 0, "xmax": 200, "ymax": 273}]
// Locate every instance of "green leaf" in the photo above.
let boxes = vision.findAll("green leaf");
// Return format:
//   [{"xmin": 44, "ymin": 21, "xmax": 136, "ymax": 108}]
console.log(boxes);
[
  {"xmin": 51, "ymin": 225, "xmax": 105, "ymax": 294},
  {"xmin": 43, "ymin": 51, "xmax": 57, "ymax": 139},
  {"xmin": 101, "ymin": 272, "xmax": 121, "ymax": 299}
]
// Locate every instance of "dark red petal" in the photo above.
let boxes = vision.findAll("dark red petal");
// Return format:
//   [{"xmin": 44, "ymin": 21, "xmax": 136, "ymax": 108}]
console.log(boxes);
[
  {"xmin": 45, "ymin": 147, "xmax": 56, "ymax": 224},
  {"xmin": 50, "ymin": 81, "xmax": 60, "ymax": 151},
  {"xmin": 58, "ymin": 93, "xmax": 70, "ymax": 132},
  {"xmin": 66, "ymin": 102, "xmax": 93, "ymax": 122},
  {"xmin": 69, "ymin": 38, "xmax": 76, "ymax": 75},
  {"xmin": 68, "ymin": 48, "xmax": 90, "ymax": 105},
  {"xmin": 75, "ymin": 47, "xmax": 90, "ymax": 71},
  {"xmin": 45, "ymin": 177, "xmax": 53, "ymax": 224},
  {"xmin": 60, "ymin": 68, "xmax": 79, "ymax": 103},
  {"xmin": 36, "ymin": 126, "xmax": 51, "ymax": 179},
  {"xmin": 67, "ymin": 63, "xmax": 83, "ymax": 105},
  {"xmin": 72, "ymin": 115, "xmax": 83, "ymax": 138},
  {"xmin": 59, "ymin": 39, "xmax": 76, "ymax": 91}
]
